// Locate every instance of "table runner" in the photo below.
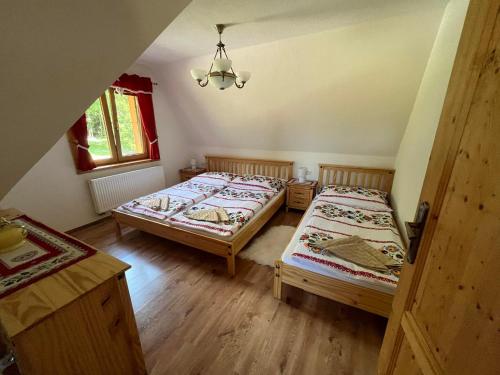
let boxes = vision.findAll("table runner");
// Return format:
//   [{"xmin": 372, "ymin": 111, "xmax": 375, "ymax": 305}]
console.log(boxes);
[{"xmin": 0, "ymin": 215, "xmax": 97, "ymax": 298}]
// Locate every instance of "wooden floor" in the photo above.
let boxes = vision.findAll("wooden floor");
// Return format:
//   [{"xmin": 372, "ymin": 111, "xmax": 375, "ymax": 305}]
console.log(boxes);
[{"xmin": 72, "ymin": 207, "xmax": 387, "ymax": 375}]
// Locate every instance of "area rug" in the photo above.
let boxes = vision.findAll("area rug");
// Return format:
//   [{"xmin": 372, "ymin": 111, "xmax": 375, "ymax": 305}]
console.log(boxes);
[{"xmin": 238, "ymin": 225, "xmax": 296, "ymax": 267}]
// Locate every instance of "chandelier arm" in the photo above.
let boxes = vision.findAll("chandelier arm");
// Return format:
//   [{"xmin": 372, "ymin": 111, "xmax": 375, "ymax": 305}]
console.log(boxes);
[
  {"xmin": 212, "ymin": 48, "xmax": 219, "ymax": 60},
  {"xmin": 235, "ymin": 81, "xmax": 245, "ymax": 89},
  {"xmin": 221, "ymin": 47, "xmax": 237, "ymax": 76},
  {"xmin": 209, "ymin": 48, "xmax": 219, "ymax": 73},
  {"xmin": 205, "ymin": 48, "xmax": 218, "ymax": 79}
]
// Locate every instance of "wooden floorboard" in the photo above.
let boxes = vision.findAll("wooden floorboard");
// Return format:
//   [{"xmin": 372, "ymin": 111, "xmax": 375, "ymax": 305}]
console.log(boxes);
[{"xmin": 72, "ymin": 208, "xmax": 386, "ymax": 375}]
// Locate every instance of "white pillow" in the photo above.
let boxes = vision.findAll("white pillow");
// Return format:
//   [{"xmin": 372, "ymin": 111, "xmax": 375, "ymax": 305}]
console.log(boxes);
[
  {"xmin": 190, "ymin": 172, "xmax": 236, "ymax": 187},
  {"xmin": 318, "ymin": 185, "xmax": 392, "ymax": 212},
  {"xmin": 228, "ymin": 174, "xmax": 287, "ymax": 193}
]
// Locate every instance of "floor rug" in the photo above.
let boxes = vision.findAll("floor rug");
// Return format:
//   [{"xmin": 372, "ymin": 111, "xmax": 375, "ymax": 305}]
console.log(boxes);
[{"xmin": 238, "ymin": 225, "xmax": 296, "ymax": 267}]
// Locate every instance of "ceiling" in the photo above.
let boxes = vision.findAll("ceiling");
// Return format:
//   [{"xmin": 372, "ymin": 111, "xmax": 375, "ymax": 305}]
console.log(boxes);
[{"xmin": 139, "ymin": 0, "xmax": 448, "ymax": 64}]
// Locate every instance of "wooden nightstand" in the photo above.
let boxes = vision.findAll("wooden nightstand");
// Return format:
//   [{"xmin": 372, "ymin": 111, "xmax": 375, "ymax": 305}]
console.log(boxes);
[
  {"xmin": 179, "ymin": 167, "xmax": 207, "ymax": 182},
  {"xmin": 286, "ymin": 179, "xmax": 318, "ymax": 211}
]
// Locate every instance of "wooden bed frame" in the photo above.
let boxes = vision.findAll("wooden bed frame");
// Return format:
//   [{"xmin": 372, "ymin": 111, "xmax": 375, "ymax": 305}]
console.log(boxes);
[
  {"xmin": 112, "ymin": 156, "xmax": 294, "ymax": 276},
  {"xmin": 274, "ymin": 164, "xmax": 397, "ymax": 317}
]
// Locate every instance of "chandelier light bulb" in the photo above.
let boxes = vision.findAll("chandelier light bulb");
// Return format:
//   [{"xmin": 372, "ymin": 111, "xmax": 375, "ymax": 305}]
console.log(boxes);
[
  {"xmin": 213, "ymin": 58, "xmax": 232, "ymax": 72},
  {"xmin": 190, "ymin": 69, "xmax": 207, "ymax": 81},
  {"xmin": 236, "ymin": 71, "xmax": 251, "ymax": 83}
]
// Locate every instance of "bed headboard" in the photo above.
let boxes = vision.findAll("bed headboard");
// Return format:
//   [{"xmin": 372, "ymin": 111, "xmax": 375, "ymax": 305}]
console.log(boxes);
[
  {"xmin": 206, "ymin": 155, "xmax": 294, "ymax": 180},
  {"xmin": 318, "ymin": 164, "xmax": 395, "ymax": 193}
]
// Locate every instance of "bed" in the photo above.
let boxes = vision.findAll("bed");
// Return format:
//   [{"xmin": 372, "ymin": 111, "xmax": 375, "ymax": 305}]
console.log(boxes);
[
  {"xmin": 112, "ymin": 156, "xmax": 294, "ymax": 275},
  {"xmin": 274, "ymin": 164, "xmax": 404, "ymax": 317},
  {"xmin": 118, "ymin": 172, "xmax": 233, "ymax": 220}
]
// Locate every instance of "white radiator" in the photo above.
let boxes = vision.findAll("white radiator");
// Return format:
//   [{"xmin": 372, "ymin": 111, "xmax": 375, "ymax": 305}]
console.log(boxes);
[{"xmin": 89, "ymin": 166, "xmax": 165, "ymax": 214}]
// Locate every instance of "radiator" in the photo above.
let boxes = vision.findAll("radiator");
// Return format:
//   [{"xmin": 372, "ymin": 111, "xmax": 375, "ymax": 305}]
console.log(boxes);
[{"xmin": 88, "ymin": 166, "xmax": 166, "ymax": 214}]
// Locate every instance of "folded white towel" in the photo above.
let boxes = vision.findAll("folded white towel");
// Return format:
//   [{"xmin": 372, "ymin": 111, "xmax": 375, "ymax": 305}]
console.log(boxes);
[
  {"xmin": 184, "ymin": 207, "xmax": 229, "ymax": 223},
  {"xmin": 135, "ymin": 196, "xmax": 169, "ymax": 211}
]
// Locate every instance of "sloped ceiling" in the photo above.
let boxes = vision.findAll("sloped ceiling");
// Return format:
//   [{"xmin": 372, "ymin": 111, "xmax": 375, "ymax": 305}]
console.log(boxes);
[
  {"xmin": 140, "ymin": 4, "xmax": 446, "ymax": 159},
  {"xmin": 0, "ymin": 0, "xmax": 191, "ymax": 199},
  {"xmin": 140, "ymin": 0, "xmax": 448, "ymax": 63}
]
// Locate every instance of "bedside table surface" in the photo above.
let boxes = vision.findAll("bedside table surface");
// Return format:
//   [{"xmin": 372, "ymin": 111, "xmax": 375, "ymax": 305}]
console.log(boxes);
[
  {"xmin": 179, "ymin": 167, "xmax": 207, "ymax": 173},
  {"xmin": 287, "ymin": 178, "xmax": 318, "ymax": 188}
]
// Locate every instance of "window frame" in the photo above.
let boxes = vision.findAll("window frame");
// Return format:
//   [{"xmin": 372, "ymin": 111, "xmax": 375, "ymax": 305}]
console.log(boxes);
[{"xmin": 74, "ymin": 88, "xmax": 151, "ymax": 169}]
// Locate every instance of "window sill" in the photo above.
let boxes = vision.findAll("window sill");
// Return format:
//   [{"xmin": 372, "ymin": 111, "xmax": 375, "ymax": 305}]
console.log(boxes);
[{"xmin": 77, "ymin": 159, "xmax": 159, "ymax": 175}]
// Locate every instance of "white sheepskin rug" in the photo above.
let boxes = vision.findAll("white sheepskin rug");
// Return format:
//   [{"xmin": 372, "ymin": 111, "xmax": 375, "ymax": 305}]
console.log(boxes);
[{"xmin": 238, "ymin": 225, "xmax": 296, "ymax": 267}]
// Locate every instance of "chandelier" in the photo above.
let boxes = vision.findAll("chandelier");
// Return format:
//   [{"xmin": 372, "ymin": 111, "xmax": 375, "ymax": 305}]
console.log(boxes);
[{"xmin": 190, "ymin": 24, "xmax": 251, "ymax": 90}]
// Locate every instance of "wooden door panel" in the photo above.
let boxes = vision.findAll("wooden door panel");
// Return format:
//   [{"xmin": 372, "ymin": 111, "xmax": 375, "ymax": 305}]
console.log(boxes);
[
  {"xmin": 410, "ymin": 14, "xmax": 500, "ymax": 372},
  {"xmin": 379, "ymin": 1, "xmax": 500, "ymax": 374},
  {"xmin": 392, "ymin": 336, "xmax": 422, "ymax": 375},
  {"xmin": 377, "ymin": 2, "xmax": 498, "ymax": 371}
]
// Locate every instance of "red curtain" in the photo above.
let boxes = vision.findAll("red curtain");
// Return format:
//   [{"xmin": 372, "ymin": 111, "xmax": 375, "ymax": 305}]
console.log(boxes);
[
  {"xmin": 112, "ymin": 74, "xmax": 153, "ymax": 93},
  {"xmin": 136, "ymin": 94, "xmax": 160, "ymax": 160},
  {"xmin": 112, "ymin": 74, "xmax": 160, "ymax": 160},
  {"xmin": 70, "ymin": 114, "xmax": 96, "ymax": 171}
]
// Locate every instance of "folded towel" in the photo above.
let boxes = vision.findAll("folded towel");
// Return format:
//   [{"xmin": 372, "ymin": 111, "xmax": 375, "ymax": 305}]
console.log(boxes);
[
  {"xmin": 184, "ymin": 209, "xmax": 219, "ymax": 222},
  {"xmin": 317, "ymin": 236, "xmax": 400, "ymax": 272},
  {"xmin": 134, "ymin": 197, "xmax": 169, "ymax": 212},
  {"xmin": 215, "ymin": 207, "xmax": 229, "ymax": 222},
  {"xmin": 184, "ymin": 207, "xmax": 229, "ymax": 223}
]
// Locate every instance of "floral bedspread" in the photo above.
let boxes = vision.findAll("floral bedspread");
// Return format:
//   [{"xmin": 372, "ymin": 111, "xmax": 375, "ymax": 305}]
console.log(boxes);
[
  {"xmin": 292, "ymin": 198, "xmax": 405, "ymax": 289},
  {"xmin": 120, "ymin": 180, "xmax": 224, "ymax": 220},
  {"xmin": 167, "ymin": 187, "xmax": 276, "ymax": 237}
]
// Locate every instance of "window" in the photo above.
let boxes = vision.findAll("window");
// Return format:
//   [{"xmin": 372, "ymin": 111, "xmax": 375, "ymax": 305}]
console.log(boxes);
[
  {"xmin": 69, "ymin": 73, "xmax": 159, "ymax": 172},
  {"xmin": 84, "ymin": 88, "xmax": 149, "ymax": 166}
]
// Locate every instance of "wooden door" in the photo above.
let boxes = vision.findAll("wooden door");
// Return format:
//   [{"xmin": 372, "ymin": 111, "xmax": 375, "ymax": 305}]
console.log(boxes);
[{"xmin": 378, "ymin": 1, "xmax": 500, "ymax": 374}]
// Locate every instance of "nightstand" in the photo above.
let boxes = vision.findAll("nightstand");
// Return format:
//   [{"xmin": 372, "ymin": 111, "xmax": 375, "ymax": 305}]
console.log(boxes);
[
  {"xmin": 286, "ymin": 179, "xmax": 318, "ymax": 211},
  {"xmin": 179, "ymin": 167, "xmax": 207, "ymax": 182}
]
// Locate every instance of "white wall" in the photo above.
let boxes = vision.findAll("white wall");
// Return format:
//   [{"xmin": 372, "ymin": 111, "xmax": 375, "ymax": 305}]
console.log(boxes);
[
  {"xmin": 192, "ymin": 146, "xmax": 394, "ymax": 181},
  {"xmin": 0, "ymin": 0, "xmax": 190, "ymax": 199},
  {"xmin": 0, "ymin": 63, "xmax": 193, "ymax": 231},
  {"xmin": 1, "ymin": 5, "xmax": 452, "ymax": 232},
  {"xmin": 149, "ymin": 7, "xmax": 444, "ymax": 161},
  {"xmin": 391, "ymin": 0, "xmax": 469, "ymax": 230}
]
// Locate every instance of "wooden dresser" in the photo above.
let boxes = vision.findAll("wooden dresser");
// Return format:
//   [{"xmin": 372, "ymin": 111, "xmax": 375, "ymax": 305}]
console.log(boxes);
[
  {"xmin": 179, "ymin": 167, "xmax": 207, "ymax": 182},
  {"xmin": 286, "ymin": 179, "xmax": 318, "ymax": 211},
  {"xmin": 0, "ymin": 209, "xmax": 145, "ymax": 375}
]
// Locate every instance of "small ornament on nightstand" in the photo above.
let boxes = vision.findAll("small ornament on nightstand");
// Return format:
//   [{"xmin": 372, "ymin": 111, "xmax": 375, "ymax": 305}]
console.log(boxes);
[
  {"xmin": 297, "ymin": 167, "xmax": 310, "ymax": 183},
  {"xmin": 190, "ymin": 158, "xmax": 197, "ymax": 171}
]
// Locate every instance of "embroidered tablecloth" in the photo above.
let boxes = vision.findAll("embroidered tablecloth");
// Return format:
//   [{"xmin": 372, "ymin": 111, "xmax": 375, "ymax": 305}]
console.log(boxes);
[{"xmin": 0, "ymin": 215, "xmax": 97, "ymax": 298}]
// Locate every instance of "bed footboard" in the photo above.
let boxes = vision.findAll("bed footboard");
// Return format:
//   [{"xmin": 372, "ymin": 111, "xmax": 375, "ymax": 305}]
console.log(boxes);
[{"xmin": 277, "ymin": 261, "xmax": 393, "ymax": 317}]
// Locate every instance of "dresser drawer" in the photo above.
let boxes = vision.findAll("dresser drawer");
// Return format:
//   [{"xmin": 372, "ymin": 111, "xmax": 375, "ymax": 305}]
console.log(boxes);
[
  {"xmin": 288, "ymin": 199, "xmax": 309, "ymax": 210},
  {"xmin": 287, "ymin": 191, "xmax": 310, "ymax": 210},
  {"xmin": 289, "ymin": 189, "xmax": 308, "ymax": 198},
  {"xmin": 289, "ymin": 189, "xmax": 312, "ymax": 202}
]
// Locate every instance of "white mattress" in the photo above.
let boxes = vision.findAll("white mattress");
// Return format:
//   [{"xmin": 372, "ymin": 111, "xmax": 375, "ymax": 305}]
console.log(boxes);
[
  {"xmin": 166, "ymin": 189, "xmax": 286, "ymax": 241},
  {"xmin": 281, "ymin": 203, "xmax": 398, "ymax": 295}
]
